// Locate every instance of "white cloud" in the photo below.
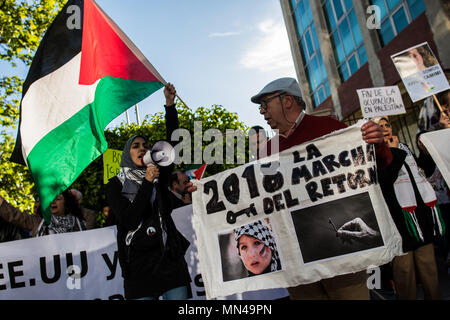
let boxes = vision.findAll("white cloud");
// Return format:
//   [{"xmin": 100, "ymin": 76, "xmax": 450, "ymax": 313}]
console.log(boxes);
[
  {"xmin": 209, "ymin": 31, "xmax": 240, "ymax": 38},
  {"xmin": 240, "ymin": 19, "xmax": 295, "ymax": 75}
]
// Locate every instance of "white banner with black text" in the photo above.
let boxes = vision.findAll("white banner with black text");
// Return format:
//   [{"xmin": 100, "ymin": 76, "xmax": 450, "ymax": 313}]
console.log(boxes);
[
  {"xmin": 192, "ymin": 121, "xmax": 403, "ymax": 299},
  {"xmin": 0, "ymin": 226, "xmax": 123, "ymax": 300}
]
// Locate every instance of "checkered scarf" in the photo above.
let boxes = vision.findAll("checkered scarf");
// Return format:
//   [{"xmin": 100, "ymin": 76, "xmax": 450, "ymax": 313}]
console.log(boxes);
[
  {"xmin": 37, "ymin": 214, "xmax": 83, "ymax": 236},
  {"xmin": 234, "ymin": 220, "xmax": 281, "ymax": 273},
  {"xmin": 117, "ymin": 135, "xmax": 148, "ymax": 202}
]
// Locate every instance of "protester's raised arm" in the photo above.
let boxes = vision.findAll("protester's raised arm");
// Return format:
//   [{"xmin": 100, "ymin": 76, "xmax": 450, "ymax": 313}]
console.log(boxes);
[
  {"xmin": 0, "ymin": 195, "xmax": 41, "ymax": 232},
  {"xmin": 164, "ymin": 82, "xmax": 176, "ymax": 107},
  {"xmin": 164, "ymin": 83, "xmax": 179, "ymax": 145}
]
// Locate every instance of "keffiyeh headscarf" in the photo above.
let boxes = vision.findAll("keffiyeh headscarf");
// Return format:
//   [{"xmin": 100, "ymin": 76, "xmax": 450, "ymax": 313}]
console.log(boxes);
[
  {"xmin": 116, "ymin": 135, "xmax": 149, "ymax": 202},
  {"xmin": 37, "ymin": 214, "xmax": 83, "ymax": 236},
  {"xmin": 373, "ymin": 118, "xmax": 445, "ymax": 241},
  {"xmin": 234, "ymin": 220, "xmax": 281, "ymax": 274}
]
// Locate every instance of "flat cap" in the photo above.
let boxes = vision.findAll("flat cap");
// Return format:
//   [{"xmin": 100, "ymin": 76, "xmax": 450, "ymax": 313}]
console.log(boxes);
[{"xmin": 251, "ymin": 77, "xmax": 302, "ymax": 104}]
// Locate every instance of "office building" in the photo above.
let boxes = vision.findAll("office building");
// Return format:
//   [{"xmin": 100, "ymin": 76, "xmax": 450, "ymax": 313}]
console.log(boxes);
[{"xmin": 280, "ymin": 0, "xmax": 449, "ymax": 153}]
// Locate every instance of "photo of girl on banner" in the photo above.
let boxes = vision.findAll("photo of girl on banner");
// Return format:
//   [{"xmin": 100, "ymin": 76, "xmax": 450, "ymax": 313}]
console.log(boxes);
[
  {"xmin": 218, "ymin": 218, "xmax": 283, "ymax": 282},
  {"xmin": 391, "ymin": 42, "xmax": 450, "ymax": 102},
  {"xmin": 392, "ymin": 43, "xmax": 438, "ymax": 78}
]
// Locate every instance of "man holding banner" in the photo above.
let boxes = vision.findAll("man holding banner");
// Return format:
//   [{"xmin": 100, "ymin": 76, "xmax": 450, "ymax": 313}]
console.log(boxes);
[{"xmin": 250, "ymin": 77, "xmax": 393, "ymax": 300}]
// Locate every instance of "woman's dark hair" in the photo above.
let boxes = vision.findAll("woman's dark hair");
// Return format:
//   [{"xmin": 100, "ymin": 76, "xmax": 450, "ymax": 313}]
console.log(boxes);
[
  {"xmin": 438, "ymin": 89, "xmax": 450, "ymax": 106},
  {"xmin": 62, "ymin": 190, "xmax": 84, "ymax": 221}
]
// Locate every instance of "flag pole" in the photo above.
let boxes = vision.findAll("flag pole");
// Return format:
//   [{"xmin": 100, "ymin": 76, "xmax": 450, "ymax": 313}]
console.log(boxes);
[
  {"xmin": 176, "ymin": 94, "xmax": 189, "ymax": 109},
  {"xmin": 135, "ymin": 104, "xmax": 140, "ymax": 125},
  {"xmin": 161, "ymin": 79, "xmax": 188, "ymax": 108},
  {"xmin": 126, "ymin": 109, "xmax": 130, "ymax": 125}
]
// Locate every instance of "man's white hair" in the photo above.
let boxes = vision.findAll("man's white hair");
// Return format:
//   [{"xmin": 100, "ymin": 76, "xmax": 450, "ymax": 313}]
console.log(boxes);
[{"xmin": 69, "ymin": 189, "xmax": 83, "ymax": 200}]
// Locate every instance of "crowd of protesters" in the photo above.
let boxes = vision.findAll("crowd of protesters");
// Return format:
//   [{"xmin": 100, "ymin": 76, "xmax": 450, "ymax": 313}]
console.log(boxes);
[
  {"xmin": 242, "ymin": 80, "xmax": 449, "ymax": 300},
  {"xmin": 0, "ymin": 80, "xmax": 448, "ymax": 300}
]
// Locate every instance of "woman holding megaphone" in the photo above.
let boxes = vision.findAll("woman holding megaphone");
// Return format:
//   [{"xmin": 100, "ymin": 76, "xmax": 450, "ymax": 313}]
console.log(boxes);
[{"xmin": 106, "ymin": 83, "xmax": 191, "ymax": 300}]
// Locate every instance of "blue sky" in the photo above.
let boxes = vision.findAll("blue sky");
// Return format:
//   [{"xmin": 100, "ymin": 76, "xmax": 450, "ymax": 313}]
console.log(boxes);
[{"xmin": 3, "ymin": 0, "xmax": 297, "ymax": 136}]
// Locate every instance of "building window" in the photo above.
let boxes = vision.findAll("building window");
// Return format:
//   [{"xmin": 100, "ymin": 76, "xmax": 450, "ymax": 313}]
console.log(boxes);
[
  {"xmin": 290, "ymin": 0, "xmax": 331, "ymax": 108},
  {"xmin": 370, "ymin": 0, "xmax": 426, "ymax": 46},
  {"xmin": 322, "ymin": 0, "xmax": 367, "ymax": 82}
]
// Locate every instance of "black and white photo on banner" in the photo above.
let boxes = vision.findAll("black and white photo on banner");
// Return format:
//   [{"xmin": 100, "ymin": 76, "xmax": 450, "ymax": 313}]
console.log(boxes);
[{"xmin": 192, "ymin": 121, "xmax": 403, "ymax": 299}]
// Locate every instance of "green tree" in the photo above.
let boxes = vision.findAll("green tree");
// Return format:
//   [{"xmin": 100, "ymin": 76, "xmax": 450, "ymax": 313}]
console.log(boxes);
[
  {"xmin": 0, "ymin": 0, "xmax": 65, "ymax": 212},
  {"xmin": 0, "ymin": 1, "xmax": 252, "ymax": 223},
  {"xmin": 0, "ymin": 0, "xmax": 65, "ymax": 66},
  {"xmin": 71, "ymin": 101, "xmax": 250, "ymax": 225}
]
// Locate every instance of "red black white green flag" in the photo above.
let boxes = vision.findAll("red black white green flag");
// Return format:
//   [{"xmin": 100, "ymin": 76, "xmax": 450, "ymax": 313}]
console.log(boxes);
[
  {"xmin": 11, "ymin": 0, "xmax": 166, "ymax": 222},
  {"xmin": 185, "ymin": 163, "xmax": 208, "ymax": 180}
]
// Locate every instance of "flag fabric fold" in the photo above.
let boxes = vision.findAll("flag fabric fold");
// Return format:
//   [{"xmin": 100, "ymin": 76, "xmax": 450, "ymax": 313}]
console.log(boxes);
[
  {"xmin": 185, "ymin": 163, "xmax": 208, "ymax": 180},
  {"xmin": 193, "ymin": 163, "xmax": 208, "ymax": 180},
  {"xmin": 11, "ymin": 0, "xmax": 165, "ymax": 222}
]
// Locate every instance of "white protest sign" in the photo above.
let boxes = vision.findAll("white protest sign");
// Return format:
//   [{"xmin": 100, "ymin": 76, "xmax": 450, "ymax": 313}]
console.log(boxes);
[
  {"xmin": 192, "ymin": 121, "xmax": 403, "ymax": 299},
  {"xmin": 419, "ymin": 128, "xmax": 450, "ymax": 187},
  {"xmin": 0, "ymin": 226, "xmax": 124, "ymax": 300},
  {"xmin": 0, "ymin": 209, "xmax": 288, "ymax": 300},
  {"xmin": 172, "ymin": 205, "xmax": 206, "ymax": 299},
  {"xmin": 391, "ymin": 42, "xmax": 450, "ymax": 102},
  {"xmin": 172, "ymin": 205, "xmax": 289, "ymax": 300},
  {"xmin": 357, "ymin": 86, "xmax": 405, "ymax": 118}
]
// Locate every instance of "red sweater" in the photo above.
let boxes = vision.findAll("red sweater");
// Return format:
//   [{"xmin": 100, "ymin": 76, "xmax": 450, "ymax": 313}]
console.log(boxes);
[{"xmin": 264, "ymin": 114, "xmax": 392, "ymax": 169}]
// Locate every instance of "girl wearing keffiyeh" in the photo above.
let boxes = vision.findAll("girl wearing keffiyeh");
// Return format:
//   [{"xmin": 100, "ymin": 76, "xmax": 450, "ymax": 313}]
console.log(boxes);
[
  {"xmin": 234, "ymin": 219, "xmax": 281, "ymax": 276},
  {"xmin": 0, "ymin": 190, "xmax": 85, "ymax": 237}
]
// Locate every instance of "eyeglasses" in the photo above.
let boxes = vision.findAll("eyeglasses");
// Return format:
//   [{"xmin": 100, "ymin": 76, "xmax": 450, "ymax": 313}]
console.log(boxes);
[{"xmin": 259, "ymin": 93, "xmax": 283, "ymax": 111}]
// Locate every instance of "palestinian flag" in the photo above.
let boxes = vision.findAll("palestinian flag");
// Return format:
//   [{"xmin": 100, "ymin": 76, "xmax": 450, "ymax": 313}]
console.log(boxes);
[
  {"xmin": 10, "ymin": 0, "xmax": 166, "ymax": 222},
  {"xmin": 185, "ymin": 163, "xmax": 207, "ymax": 180}
]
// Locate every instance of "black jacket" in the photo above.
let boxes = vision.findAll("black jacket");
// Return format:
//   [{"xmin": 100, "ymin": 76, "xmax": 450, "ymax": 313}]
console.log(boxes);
[
  {"xmin": 106, "ymin": 106, "xmax": 191, "ymax": 299},
  {"xmin": 169, "ymin": 191, "xmax": 188, "ymax": 209},
  {"xmin": 0, "ymin": 218, "xmax": 26, "ymax": 243},
  {"xmin": 378, "ymin": 146, "xmax": 436, "ymax": 252}
]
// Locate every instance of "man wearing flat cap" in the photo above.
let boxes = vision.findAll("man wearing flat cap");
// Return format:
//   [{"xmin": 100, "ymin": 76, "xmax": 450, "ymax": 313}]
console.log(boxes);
[{"xmin": 251, "ymin": 77, "xmax": 393, "ymax": 300}]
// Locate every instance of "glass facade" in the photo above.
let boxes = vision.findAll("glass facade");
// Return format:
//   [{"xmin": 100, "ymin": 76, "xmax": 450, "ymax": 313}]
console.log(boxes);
[
  {"xmin": 287, "ymin": 0, "xmax": 426, "ymax": 109},
  {"xmin": 322, "ymin": 0, "xmax": 367, "ymax": 82},
  {"xmin": 370, "ymin": 0, "xmax": 426, "ymax": 46},
  {"xmin": 290, "ymin": 0, "xmax": 331, "ymax": 108}
]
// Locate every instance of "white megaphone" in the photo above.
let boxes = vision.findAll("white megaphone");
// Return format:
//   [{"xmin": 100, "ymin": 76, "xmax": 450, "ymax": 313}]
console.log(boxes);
[{"xmin": 141, "ymin": 140, "xmax": 175, "ymax": 183}]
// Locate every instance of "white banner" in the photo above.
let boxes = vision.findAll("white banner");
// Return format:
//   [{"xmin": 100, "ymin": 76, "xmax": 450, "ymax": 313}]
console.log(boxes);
[
  {"xmin": 419, "ymin": 128, "xmax": 450, "ymax": 187},
  {"xmin": 192, "ymin": 121, "xmax": 403, "ymax": 299},
  {"xmin": 357, "ymin": 86, "xmax": 405, "ymax": 118},
  {"xmin": 0, "ymin": 226, "xmax": 124, "ymax": 300},
  {"xmin": 0, "ymin": 209, "xmax": 289, "ymax": 300},
  {"xmin": 172, "ymin": 205, "xmax": 205, "ymax": 299}
]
